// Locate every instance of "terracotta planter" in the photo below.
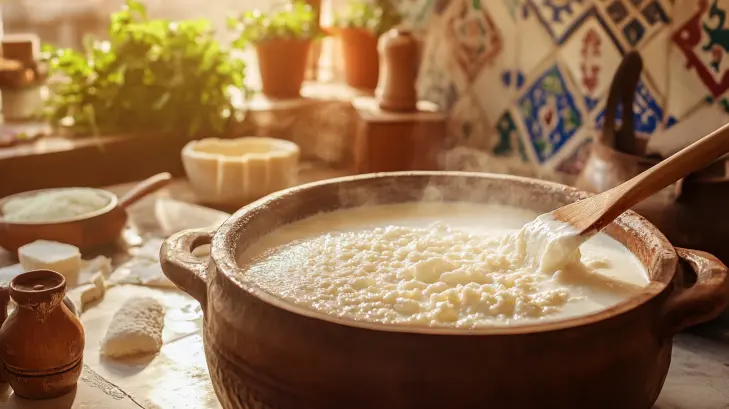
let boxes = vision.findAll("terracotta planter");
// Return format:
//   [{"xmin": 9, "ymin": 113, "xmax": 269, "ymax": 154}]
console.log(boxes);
[
  {"xmin": 160, "ymin": 172, "xmax": 729, "ymax": 409},
  {"xmin": 0, "ymin": 270, "xmax": 85, "ymax": 399},
  {"xmin": 256, "ymin": 39, "xmax": 311, "ymax": 99},
  {"xmin": 340, "ymin": 27, "xmax": 379, "ymax": 90}
]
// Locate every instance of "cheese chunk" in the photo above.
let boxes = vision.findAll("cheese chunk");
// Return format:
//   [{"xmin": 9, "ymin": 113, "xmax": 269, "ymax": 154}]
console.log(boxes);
[
  {"xmin": 18, "ymin": 240, "xmax": 82, "ymax": 286},
  {"xmin": 67, "ymin": 271, "xmax": 108, "ymax": 314},
  {"xmin": 100, "ymin": 297, "xmax": 165, "ymax": 358}
]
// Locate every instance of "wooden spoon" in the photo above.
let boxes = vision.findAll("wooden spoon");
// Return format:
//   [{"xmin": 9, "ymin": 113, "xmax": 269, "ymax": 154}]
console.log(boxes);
[{"xmin": 553, "ymin": 122, "xmax": 729, "ymax": 237}]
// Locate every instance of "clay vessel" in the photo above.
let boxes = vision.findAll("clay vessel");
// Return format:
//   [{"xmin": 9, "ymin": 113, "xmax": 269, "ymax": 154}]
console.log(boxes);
[
  {"xmin": 0, "ymin": 269, "xmax": 85, "ymax": 399},
  {"xmin": 340, "ymin": 27, "xmax": 379, "ymax": 90},
  {"xmin": 376, "ymin": 28, "xmax": 418, "ymax": 112},
  {"xmin": 161, "ymin": 171, "xmax": 729, "ymax": 409},
  {"xmin": 256, "ymin": 39, "xmax": 311, "ymax": 99},
  {"xmin": 576, "ymin": 52, "xmax": 729, "ymax": 268},
  {"xmin": 0, "ymin": 172, "xmax": 171, "ymax": 252}
]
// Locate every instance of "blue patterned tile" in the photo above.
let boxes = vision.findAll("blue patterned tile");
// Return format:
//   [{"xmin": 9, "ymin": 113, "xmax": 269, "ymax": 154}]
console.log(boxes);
[
  {"xmin": 527, "ymin": 0, "xmax": 595, "ymax": 44},
  {"xmin": 596, "ymin": 0, "xmax": 671, "ymax": 50},
  {"xmin": 517, "ymin": 64, "xmax": 584, "ymax": 163},
  {"xmin": 594, "ymin": 79, "xmax": 664, "ymax": 135}
]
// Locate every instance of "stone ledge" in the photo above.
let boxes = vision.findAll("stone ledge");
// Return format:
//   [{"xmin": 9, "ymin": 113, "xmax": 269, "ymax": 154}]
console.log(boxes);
[{"xmin": 0, "ymin": 82, "xmax": 361, "ymax": 197}]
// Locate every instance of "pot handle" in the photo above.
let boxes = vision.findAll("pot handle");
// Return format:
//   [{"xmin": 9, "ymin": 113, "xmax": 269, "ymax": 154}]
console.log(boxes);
[
  {"xmin": 0, "ymin": 285, "xmax": 9, "ymax": 382},
  {"xmin": 160, "ymin": 229, "xmax": 212, "ymax": 309},
  {"xmin": 662, "ymin": 248, "xmax": 729, "ymax": 333}
]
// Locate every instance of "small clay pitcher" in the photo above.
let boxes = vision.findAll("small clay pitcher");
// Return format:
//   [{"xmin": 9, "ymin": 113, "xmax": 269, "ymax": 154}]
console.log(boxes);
[
  {"xmin": 376, "ymin": 28, "xmax": 419, "ymax": 112},
  {"xmin": 0, "ymin": 270, "xmax": 84, "ymax": 399}
]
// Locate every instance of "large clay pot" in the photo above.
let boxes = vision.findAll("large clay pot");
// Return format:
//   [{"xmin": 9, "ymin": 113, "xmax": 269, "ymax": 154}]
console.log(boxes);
[
  {"xmin": 0, "ymin": 270, "xmax": 85, "ymax": 399},
  {"xmin": 340, "ymin": 27, "xmax": 379, "ymax": 90},
  {"xmin": 160, "ymin": 171, "xmax": 729, "ymax": 409},
  {"xmin": 255, "ymin": 39, "xmax": 311, "ymax": 99}
]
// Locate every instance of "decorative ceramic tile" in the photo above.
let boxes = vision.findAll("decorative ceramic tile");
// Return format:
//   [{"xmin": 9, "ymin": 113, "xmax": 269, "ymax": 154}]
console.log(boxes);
[
  {"xmin": 414, "ymin": 0, "xmax": 717, "ymax": 178},
  {"xmin": 666, "ymin": 40, "xmax": 711, "ymax": 121},
  {"xmin": 493, "ymin": 110, "xmax": 530, "ymax": 162},
  {"xmin": 472, "ymin": 0, "xmax": 519, "ymax": 122},
  {"xmin": 672, "ymin": 0, "xmax": 729, "ymax": 99},
  {"xmin": 593, "ymin": 78, "xmax": 664, "ymax": 134},
  {"xmin": 559, "ymin": 10, "xmax": 623, "ymax": 112},
  {"xmin": 640, "ymin": 24, "xmax": 671, "ymax": 99},
  {"xmin": 417, "ymin": 32, "xmax": 465, "ymax": 110},
  {"xmin": 515, "ymin": 2, "xmax": 557, "ymax": 77},
  {"xmin": 502, "ymin": 0, "xmax": 525, "ymax": 21},
  {"xmin": 447, "ymin": 93, "xmax": 492, "ymax": 149},
  {"xmin": 445, "ymin": 0, "xmax": 504, "ymax": 81},
  {"xmin": 527, "ymin": 0, "xmax": 594, "ymax": 44},
  {"xmin": 515, "ymin": 63, "xmax": 585, "ymax": 163},
  {"xmin": 596, "ymin": 0, "xmax": 671, "ymax": 49},
  {"xmin": 398, "ymin": 0, "xmax": 437, "ymax": 29}
]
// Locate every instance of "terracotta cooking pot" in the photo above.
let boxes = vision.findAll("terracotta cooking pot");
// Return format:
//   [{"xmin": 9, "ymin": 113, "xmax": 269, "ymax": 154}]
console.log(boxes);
[
  {"xmin": 160, "ymin": 172, "xmax": 729, "ymax": 409},
  {"xmin": 0, "ymin": 172, "xmax": 171, "ymax": 252}
]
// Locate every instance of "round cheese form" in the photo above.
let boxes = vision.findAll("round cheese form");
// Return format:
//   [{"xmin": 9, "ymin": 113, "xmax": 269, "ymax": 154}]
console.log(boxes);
[{"xmin": 236, "ymin": 202, "xmax": 649, "ymax": 328}]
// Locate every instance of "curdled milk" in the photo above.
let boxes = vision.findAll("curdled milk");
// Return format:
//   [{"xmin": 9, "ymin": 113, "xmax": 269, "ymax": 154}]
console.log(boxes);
[{"xmin": 236, "ymin": 202, "xmax": 649, "ymax": 328}]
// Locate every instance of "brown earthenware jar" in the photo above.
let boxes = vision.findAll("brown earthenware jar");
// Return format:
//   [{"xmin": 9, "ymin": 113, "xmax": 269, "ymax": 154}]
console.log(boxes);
[
  {"xmin": 376, "ymin": 28, "xmax": 418, "ymax": 112},
  {"xmin": 0, "ymin": 270, "xmax": 85, "ymax": 399},
  {"xmin": 576, "ymin": 51, "xmax": 729, "ymax": 267}
]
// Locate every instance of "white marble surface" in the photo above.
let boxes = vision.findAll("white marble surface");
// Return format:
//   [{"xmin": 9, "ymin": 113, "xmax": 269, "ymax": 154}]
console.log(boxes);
[{"xmin": 1, "ymin": 282, "xmax": 727, "ymax": 409}]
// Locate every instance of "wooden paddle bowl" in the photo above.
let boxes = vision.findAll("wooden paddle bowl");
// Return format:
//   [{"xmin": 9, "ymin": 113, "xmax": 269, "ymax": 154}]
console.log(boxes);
[{"xmin": 0, "ymin": 173, "xmax": 171, "ymax": 252}]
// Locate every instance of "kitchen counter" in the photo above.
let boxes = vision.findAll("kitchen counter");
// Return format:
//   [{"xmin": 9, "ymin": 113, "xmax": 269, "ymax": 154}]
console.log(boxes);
[{"xmin": 0, "ymin": 176, "xmax": 728, "ymax": 408}]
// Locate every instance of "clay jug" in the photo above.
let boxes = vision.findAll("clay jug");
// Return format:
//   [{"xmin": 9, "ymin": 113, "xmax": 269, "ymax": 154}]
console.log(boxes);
[
  {"xmin": 376, "ymin": 28, "xmax": 418, "ymax": 112},
  {"xmin": 577, "ymin": 51, "xmax": 729, "ymax": 267},
  {"xmin": 0, "ymin": 269, "xmax": 85, "ymax": 399}
]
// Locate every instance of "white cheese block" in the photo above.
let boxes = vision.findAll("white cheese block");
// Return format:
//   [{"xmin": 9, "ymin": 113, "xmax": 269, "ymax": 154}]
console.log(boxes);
[
  {"xmin": 100, "ymin": 297, "xmax": 165, "ymax": 358},
  {"xmin": 67, "ymin": 271, "xmax": 108, "ymax": 314},
  {"xmin": 18, "ymin": 240, "xmax": 82, "ymax": 287}
]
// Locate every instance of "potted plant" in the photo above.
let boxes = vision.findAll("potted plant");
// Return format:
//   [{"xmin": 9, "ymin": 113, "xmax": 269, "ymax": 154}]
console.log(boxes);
[
  {"xmin": 229, "ymin": 1, "xmax": 319, "ymax": 99},
  {"xmin": 42, "ymin": 0, "xmax": 247, "ymax": 138},
  {"xmin": 334, "ymin": 0, "xmax": 400, "ymax": 90}
]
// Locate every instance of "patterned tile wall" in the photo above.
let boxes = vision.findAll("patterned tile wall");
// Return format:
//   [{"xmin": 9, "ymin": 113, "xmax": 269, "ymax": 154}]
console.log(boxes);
[{"xmin": 397, "ymin": 0, "xmax": 729, "ymax": 181}]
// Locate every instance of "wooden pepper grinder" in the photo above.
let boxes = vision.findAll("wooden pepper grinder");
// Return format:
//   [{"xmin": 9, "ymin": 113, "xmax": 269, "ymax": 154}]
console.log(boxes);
[
  {"xmin": 0, "ymin": 270, "xmax": 85, "ymax": 399},
  {"xmin": 352, "ymin": 27, "xmax": 446, "ymax": 173},
  {"xmin": 376, "ymin": 28, "xmax": 418, "ymax": 112}
]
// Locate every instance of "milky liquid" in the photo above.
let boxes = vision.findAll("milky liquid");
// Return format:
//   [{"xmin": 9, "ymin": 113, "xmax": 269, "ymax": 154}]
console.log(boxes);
[{"xmin": 236, "ymin": 202, "xmax": 649, "ymax": 328}]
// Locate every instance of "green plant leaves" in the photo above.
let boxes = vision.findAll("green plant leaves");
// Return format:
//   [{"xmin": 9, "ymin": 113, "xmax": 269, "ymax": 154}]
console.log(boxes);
[
  {"xmin": 44, "ymin": 0, "xmax": 248, "ymax": 138},
  {"xmin": 228, "ymin": 0, "xmax": 320, "ymax": 45},
  {"xmin": 333, "ymin": 0, "xmax": 401, "ymax": 36}
]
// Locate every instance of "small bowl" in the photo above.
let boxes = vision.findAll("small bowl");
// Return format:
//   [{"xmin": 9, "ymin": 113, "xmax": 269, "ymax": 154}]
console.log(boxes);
[
  {"xmin": 0, "ymin": 173, "xmax": 171, "ymax": 252},
  {"xmin": 182, "ymin": 137, "xmax": 300, "ymax": 207}
]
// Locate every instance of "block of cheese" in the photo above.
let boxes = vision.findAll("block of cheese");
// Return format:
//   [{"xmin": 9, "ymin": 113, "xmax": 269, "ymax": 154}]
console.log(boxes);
[
  {"xmin": 100, "ymin": 297, "xmax": 165, "ymax": 358},
  {"xmin": 67, "ymin": 271, "xmax": 107, "ymax": 314},
  {"xmin": 18, "ymin": 240, "xmax": 82, "ymax": 286}
]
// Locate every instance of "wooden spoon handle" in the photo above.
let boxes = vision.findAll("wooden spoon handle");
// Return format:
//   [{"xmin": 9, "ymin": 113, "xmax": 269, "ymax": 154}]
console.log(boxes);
[
  {"xmin": 118, "ymin": 172, "xmax": 172, "ymax": 209},
  {"xmin": 611, "ymin": 121, "xmax": 729, "ymax": 212}
]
